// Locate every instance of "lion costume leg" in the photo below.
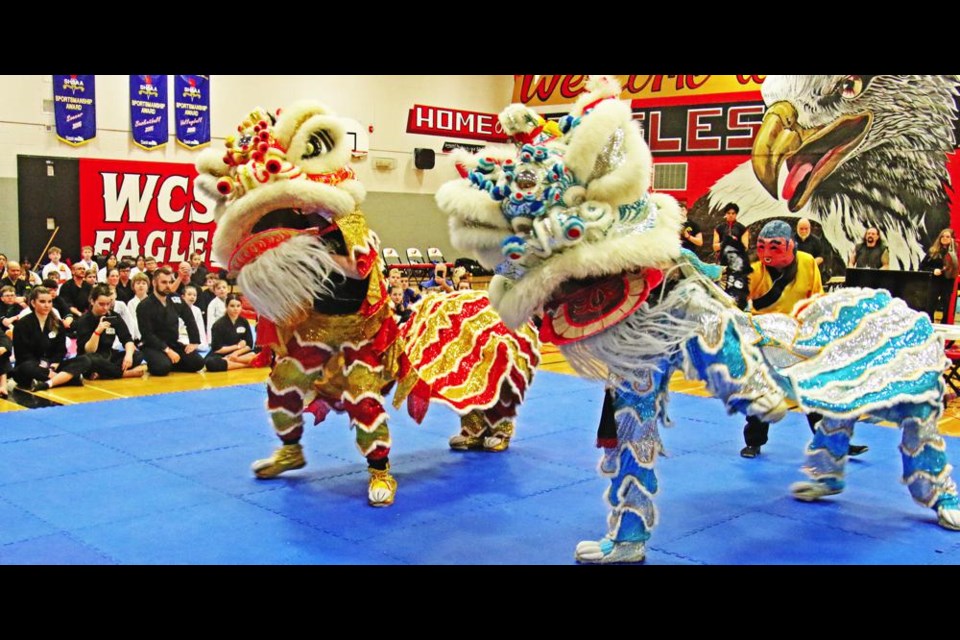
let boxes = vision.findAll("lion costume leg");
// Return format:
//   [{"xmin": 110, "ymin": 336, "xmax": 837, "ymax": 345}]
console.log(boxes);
[
  {"xmin": 575, "ymin": 369, "xmax": 671, "ymax": 564},
  {"xmin": 790, "ymin": 417, "xmax": 853, "ymax": 501},
  {"xmin": 251, "ymin": 352, "xmax": 333, "ymax": 479},
  {"xmin": 341, "ymin": 346, "xmax": 396, "ymax": 507},
  {"xmin": 900, "ymin": 413, "xmax": 960, "ymax": 529}
]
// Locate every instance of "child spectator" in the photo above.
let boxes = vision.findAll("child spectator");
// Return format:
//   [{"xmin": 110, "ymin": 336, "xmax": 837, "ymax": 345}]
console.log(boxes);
[
  {"xmin": 96, "ymin": 253, "xmax": 119, "ymax": 283},
  {"xmin": 178, "ymin": 284, "xmax": 209, "ymax": 354},
  {"xmin": 205, "ymin": 279, "xmax": 230, "ymax": 344},
  {"xmin": 389, "ymin": 285, "xmax": 411, "ymax": 324},
  {"xmin": 41, "ymin": 246, "xmax": 71, "ymax": 284},
  {"xmin": 76, "ymin": 245, "xmax": 97, "ymax": 273},
  {"xmin": 125, "ymin": 272, "xmax": 152, "ymax": 341}
]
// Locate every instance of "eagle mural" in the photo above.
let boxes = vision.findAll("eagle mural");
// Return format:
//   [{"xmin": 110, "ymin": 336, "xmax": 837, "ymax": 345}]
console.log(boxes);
[{"xmin": 707, "ymin": 75, "xmax": 960, "ymax": 270}]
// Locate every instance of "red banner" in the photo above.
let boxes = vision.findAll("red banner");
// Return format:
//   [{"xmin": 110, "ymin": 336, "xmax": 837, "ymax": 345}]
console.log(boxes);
[
  {"xmin": 406, "ymin": 104, "xmax": 509, "ymax": 143},
  {"xmin": 79, "ymin": 158, "xmax": 218, "ymax": 266}
]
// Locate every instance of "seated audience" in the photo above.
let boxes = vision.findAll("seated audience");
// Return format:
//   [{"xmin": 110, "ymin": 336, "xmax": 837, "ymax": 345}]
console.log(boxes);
[
  {"xmin": 389, "ymin": 286, "xmax": 412, "ymax": 324},
  {"xmin": 12, "ymin": 287, "xmax": 91, "ymax": 391},
  {"xmin": 96, "ymin": 253, "xmax": 119, "ymax": 283},
  {"xmin": 421, "ymin": 264, "xmax": 454, "ymax": 293},
  {"xmin": 205, "ymin": 279, "xmax": 230, "ymax": 343},
  {"xmin": 75, "ymin": 283, "xmax": 146, "ymax": 380},
  {"xmin": 205, "ymin": 294, "xmax": 260, "ymax": 371},
  {"xmin": 136, "ymin": 267, "xmax": 204, "ymax": 376},
  {"xmin": 178, "ymin": 284, "xmax": 209, "ymax": 354},
  {"xmin": 125, "ymin": 272, "xmax": 152, "ymax": 341},
  {"xmin": 41, "ymin": 246, "xmax": 71, "ymax": 284}
]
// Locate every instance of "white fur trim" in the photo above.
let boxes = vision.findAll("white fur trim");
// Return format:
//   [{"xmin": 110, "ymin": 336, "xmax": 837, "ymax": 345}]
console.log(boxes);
[
  {"xmin": 571, "ymin": 76, "xmax": 624, "ymax": 115},
  {"xmin": 272, "ymin": 101, "xmax": 332, "ymax": 148},
  {"xmin": 492, "ymin": 206, "xmax": 683, "ymax": 328},
  {"xmin": 236, "ymin": 233, "xmax": 343, "ymax": 326},
  {"xmin": 565, "ymin": 100, "xmax": 649, "ymax": 205},
  {"xmin": 211, "ymin": 180, "xmax": 358, "ymax": 266},
  {"xmin": 436, "ymin": 181, "xmax": 510, "ymax": 230},
  {"xmin": 338, "ymin": 179, "xmax": 366, "ymax": 206},
  {"xmin": 498, "ymin": 104, "xmax": 542, "ymax": 136},
  {"xmin": 196, "ymin": 148, "xmax": 230, "ymax": 178}
]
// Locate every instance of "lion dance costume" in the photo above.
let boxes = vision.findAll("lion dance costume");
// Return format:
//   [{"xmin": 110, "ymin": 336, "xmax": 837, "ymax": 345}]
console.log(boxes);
[
  {"xmin": 195, "ymin": 101, "xmax": 539, "ymax": 507},
  {"xmin": 437, "ymin": 76, "xmax": 960, "ymax": 563}
]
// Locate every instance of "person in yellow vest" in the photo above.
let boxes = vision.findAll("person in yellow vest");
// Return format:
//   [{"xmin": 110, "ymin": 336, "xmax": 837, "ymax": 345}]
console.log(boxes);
[{"xmin": 740, "ymin": 219, "xmax": 868, "ymax": 458}]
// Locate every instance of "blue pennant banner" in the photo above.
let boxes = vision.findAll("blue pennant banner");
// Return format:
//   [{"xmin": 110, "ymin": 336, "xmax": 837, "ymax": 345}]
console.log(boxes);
[
  {"xmin": 130, "ymin": 75, "xmax": 168, "ymax": 150},
  {"xmin": 53, "ymin": 74, "xmax": 96, "ymax": 146},
  {"xmin": 174, "ymin": 75, "xmax": 210, "ymax": 149}
]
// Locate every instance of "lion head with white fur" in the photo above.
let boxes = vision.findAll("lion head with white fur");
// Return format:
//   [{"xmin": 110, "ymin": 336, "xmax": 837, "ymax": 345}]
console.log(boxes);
[
  {"xmin": 437, "ymin": 76, "xmax": 683, "ymax": 336},
  {"xmin": 195, "ymin": 102, "xmax": 367, "ymax": 325}
]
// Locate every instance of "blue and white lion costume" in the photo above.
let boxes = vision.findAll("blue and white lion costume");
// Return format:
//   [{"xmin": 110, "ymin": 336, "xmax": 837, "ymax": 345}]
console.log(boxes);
[{"xmin": 437, "ymin": 76, "xmax": 960, "ymax": 563}]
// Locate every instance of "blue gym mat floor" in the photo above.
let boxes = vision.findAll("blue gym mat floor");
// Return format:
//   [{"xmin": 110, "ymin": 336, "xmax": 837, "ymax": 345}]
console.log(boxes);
[{"xmin": 2, "ymin": 370, "xmax": 960, "ymax": 565}]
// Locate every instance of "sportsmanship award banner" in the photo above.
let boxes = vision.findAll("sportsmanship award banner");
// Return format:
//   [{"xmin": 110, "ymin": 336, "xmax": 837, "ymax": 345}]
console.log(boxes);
[
  {"xmin": 53, "ymin": 74, "xmax": 96, "ymax": 146},
  {"xmin": 130, "ymin": 75, "xmax": 168, "ymax": 150},
  {"xmin": 174, "ymin": 75, "xmax": 210, "ymax": 149}
]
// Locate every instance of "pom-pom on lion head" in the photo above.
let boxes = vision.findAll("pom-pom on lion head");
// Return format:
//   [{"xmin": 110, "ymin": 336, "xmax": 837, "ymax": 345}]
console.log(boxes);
[{"xmin": 436, "ymin": 76, "xmax": 682, "ymax": 328}]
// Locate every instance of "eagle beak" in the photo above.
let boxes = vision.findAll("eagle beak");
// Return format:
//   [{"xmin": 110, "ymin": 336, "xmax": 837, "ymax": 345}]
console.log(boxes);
[{"xmin": 752, "ymin": 101, "xmax": 802, "ymax": 200}]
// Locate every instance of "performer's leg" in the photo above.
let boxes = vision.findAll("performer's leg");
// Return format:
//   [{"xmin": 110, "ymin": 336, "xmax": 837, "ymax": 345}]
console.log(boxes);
[
  {"xmin": 251, "ymin": 351, "xmax": 330, "ymax": 479},
  {"xmin": 343, "ymin": 394, "xmax": 395, "ymax": 507},
  {"xmin": 449, "ymin": 383, "xmax": 520, "ymax": 452},
  {"xmin": 741, "ymin": 415, "xmax": 768, "ymax": 458},
  {"xmin": 790, "ymin": 417, "xmax": 853, "ymax": 501},
  {"xmin": 804, "ymin": 411, "xmax": 869, "ymax": 457},
  {"xmin": 576, "ymin": 369, "xmax": 669, "ymax": 564},
  {"xmin": 900, "ymin": 413, "xmax": 960, "ymax": 530}
]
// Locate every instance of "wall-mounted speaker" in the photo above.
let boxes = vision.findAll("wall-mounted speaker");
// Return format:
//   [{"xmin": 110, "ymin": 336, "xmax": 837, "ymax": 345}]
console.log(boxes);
[{"xmin": 414, "ymin": 148, "xmax": 435, "ymax": 170}]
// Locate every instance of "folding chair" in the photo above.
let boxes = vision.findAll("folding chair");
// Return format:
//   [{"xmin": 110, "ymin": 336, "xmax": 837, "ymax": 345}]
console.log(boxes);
[
  {"xmin": 427, "ymin": 247, "xmax": 445, "ymax": 264},
  {"xmin": 406, "ymin": 247, "xmax": 425, "ymax": 264},
  {"xmin": 382, "ymin": 247, "xmax": 402, "ymax": 267}
]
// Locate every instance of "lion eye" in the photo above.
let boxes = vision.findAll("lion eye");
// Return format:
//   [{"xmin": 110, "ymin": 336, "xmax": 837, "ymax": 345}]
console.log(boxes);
[{"xmin": 303, "ymin": 130, "xmax": 336, "ymax": 159}]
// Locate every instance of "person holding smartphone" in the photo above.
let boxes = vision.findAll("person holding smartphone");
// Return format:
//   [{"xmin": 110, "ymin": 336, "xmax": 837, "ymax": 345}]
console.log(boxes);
[{"xmin": 75, "ymin": 284, "xmax": 146, "ymax": 379}]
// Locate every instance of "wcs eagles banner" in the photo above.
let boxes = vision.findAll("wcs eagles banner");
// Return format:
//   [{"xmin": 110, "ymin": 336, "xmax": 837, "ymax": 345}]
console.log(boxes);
[
  {"xmin": 130, "ymin": 75, "xmax": 168, "ymax": 150},
  {"xmin": 174, "ymin": 75, "xmax": 210, "ymax": 149},
  {"xmin": 79, "ymin": 158, "xmax": 219, "ymax": 265},
  {"xmin": 53, "ymin": 75, "xmax": 96, "ymax": 146}
]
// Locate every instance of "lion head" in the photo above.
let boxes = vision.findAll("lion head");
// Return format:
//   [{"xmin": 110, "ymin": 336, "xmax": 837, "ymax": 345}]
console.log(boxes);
[
  {"xmin": 436, "ymin": 76, "xmax": 683, "ymax": 329},
  {"xmin": 195, "ymin": 101, "xmax": 368, "ymax": 325}
]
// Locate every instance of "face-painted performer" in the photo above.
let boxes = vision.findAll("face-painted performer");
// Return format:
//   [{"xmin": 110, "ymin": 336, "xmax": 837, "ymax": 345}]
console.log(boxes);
[
  {"xmin": 438, "ymin": 76, "xmax": 960, "ymax": 563},
  {"xmin": 195, "ymin": 102, "xmax": 539, "ymax": 508},
  {"xmin": 740, "ymin": 220, "xmax": 867, "ymax": 459}
]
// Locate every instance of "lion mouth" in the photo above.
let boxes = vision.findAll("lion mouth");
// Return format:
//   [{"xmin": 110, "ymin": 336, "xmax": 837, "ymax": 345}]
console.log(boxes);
[{"xmin": 251, "ymin": 208, "xmax": 328, "ymax": 234}]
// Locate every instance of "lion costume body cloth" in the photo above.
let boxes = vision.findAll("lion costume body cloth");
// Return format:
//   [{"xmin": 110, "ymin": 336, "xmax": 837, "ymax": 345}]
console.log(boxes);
[
  {"xmin": 437, "ymin": 76, "xmax": 960, "ymax": 563},
  {"xmin": 196, "ymin": 103, "xmax": 539, "ymax": 507}
]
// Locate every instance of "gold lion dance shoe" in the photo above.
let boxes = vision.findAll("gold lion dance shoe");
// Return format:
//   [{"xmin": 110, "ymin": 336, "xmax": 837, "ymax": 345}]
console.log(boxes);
[
  {"xmin": 251, "ymin": 443, "xmax": 307, "ymax": 479},
  {"xmin": 368, "ymin": 465, "xmax": 397, "ymax": 507}
]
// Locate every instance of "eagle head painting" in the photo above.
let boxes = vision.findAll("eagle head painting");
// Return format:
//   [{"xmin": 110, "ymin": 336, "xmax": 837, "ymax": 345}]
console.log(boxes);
[{"xmin": 707, "ymin": 75, "xmax": 960, "ymax": 270}]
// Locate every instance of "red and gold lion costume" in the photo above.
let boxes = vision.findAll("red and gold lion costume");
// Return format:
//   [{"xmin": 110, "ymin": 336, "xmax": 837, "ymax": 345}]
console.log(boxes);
[{"xmin": 195, "ymin": 102, "xmax": 539, "ymax": 506}]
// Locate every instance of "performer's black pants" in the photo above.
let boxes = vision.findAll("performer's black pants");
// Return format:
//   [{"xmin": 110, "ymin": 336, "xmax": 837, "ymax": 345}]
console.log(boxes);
[{"xmin": 744, "ymin": 411, "xmax": 823, "ymax": 447}]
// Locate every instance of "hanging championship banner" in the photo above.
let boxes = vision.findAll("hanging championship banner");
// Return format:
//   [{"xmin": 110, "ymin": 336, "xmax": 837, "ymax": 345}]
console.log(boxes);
[
  {"xmin": 52, "ymin": 74, "xmax": 96, "ymax": 146},
  {"xmin": 174, "ymin": 75, "xmax": 210, "ymax": 149},
  {"xmin": 130, "ymin": 75, "xmax": 168, "ymax": 150}
]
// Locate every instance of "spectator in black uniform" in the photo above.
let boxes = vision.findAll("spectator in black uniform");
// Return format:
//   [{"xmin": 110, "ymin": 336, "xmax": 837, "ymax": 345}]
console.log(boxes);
[
  {"xmin": 0, "ymin": 261, "xmax": 31, "ymax": 303},
  {"xmin": 1, "ymin": 286, "xmax": 24, "ymax": 335},
  {"xmin": 40, "ymin": 278, "xmax": 76, "ymax": 331},
  {"xmin": 712, "ymin": 202, "xmax": 749, "ymax": 260},
  {"xmin": 75, "ymin": 283, "xmax": 146, "ymax": 380},
  {"xmin": 136, "ymin": 267, "xmax": 204, "ymax": 376},
  {"xmin": 678, "ymin": 200, "xmax": 703, "ymax": 253},
  {"xmin": 205, "ymin": 294, "xmax": 259, "ymax": 371},
  {"xmin": 794, "ymin": 217, "xmax": 824, "ymax": 272},
  {"xmin": 12, "ymin": 287, "xmax": 91, "ymax": 391},
  {"xmin": 59, "ymin": 262, "xmax": 93, "ymax": 320},
  {"xmin": 114, "ymin": 261, "xmax": 134, "ymax": 303},
  {"xmin": 188, "ymin": 251, "xmax": 209, "ymax": 288}
]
